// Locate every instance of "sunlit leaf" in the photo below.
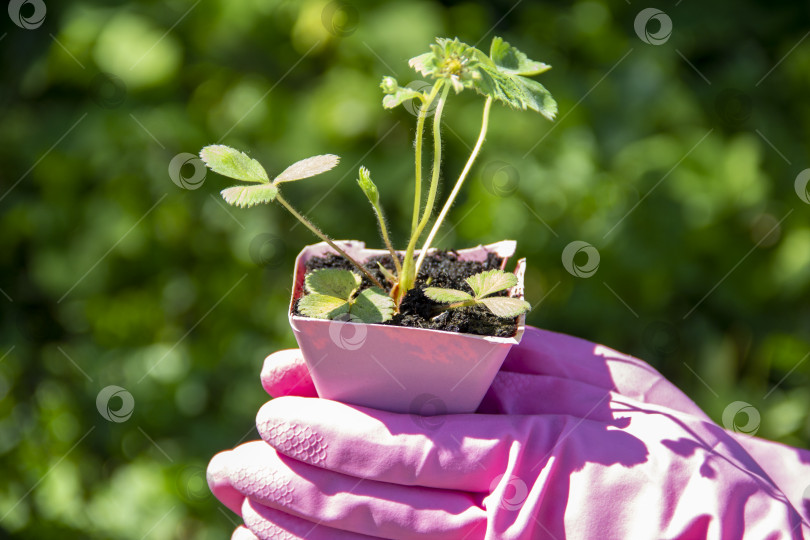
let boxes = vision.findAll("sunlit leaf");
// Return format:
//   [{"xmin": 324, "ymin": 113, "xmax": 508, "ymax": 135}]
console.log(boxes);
[
  {"xmin": 518, "ymin": 78, "xmax": 557, "ymax": 120},
  {"xmin": 274, "ymin": 155, "xmax": 340, "ymax": 183},
  {"xmin": 220, "ymin": 184, "xmax": 278, "ymax": 207},
  {"xmin": 480, "ymin": 297, "xmax": 531, "ymax": 318},
  {"xmin": 350, "ymin": 287, "xmax": 395, "ymax": 323},
  {"xmin": 465, "ymin": 269, "xmax": 517, "ymax": 298},
  {"xmin": 475, "ymin": 64, "xmax": 524, "ymax": 109},
  {"xmin": 474, "ymin": 65, "xmax": 557, "ymax": 120},
  {"xmin": 382, "ymin": 86, "xmax": 425, "ymax": 109},
  {"xmin": 424, "ymin": 287, "xmax": 474, "ymax": 303},
  {"xmin": 298, "ymin": 293, "xmax": 350, "ymax": 319},
  {"xmin": 489, "ymin": 37, "xmax": 551, "ymax": 76},
  {"xmin": 305, "ymin": 269, "xmax": 361, "ymax": 299},
  {"xmin": 408, "ymin": 51, "xmax": 436, "ymax": 78},
  {"xmin": 200, "ymin": 145, "xmax": 269, "ymax": 183}
]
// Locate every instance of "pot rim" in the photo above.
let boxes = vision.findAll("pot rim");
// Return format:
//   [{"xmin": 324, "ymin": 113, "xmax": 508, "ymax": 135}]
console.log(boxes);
[{"xmin": 288, "ymin": 240, "xmax": 526, "ymax": 344}]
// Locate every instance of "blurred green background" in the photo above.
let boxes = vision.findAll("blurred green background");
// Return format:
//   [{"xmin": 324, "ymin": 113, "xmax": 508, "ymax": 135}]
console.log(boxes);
[{"xmin": 1, "ymin": 0, "xmax": 809, "ymax": 537}]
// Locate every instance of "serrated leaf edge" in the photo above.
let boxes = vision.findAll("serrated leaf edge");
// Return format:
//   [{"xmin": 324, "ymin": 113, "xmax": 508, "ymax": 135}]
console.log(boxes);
[
  {"xmin": 304, "ymin": 269, "xmax": 362, "ymax": 299},
  {"xmin": 200, "ymin": 145, "xmax": 270, "ymax": 183},
  {"xmin": 424, "ymin": 287, "xmax": 474, "ymax": 303},
  {"xmin": 480, "ymin": 296, "xmax": 531, "ymax": 318},
  {"xmin": 220, "ymin": 184, "xmax": 278, "ymax": 208},
  {"xmin": 465, "ymin": 269, "xmax": 518, "ymax": 299}
]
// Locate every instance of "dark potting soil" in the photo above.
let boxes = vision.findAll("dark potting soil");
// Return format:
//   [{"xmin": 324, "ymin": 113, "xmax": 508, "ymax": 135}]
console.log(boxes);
[{"xmin": 295, "ymin": 251, "xmax": 519, "ymax": 337}]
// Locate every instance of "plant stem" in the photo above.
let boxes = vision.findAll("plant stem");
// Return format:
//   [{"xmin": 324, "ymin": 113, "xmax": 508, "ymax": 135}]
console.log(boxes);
[
  {"xmin": 275, "ymin": 192, "xmax": 386, "ymax": 290},
  {"xmin": 414, "ymin": 96, "xmax": 493, "ymax": 276},
  {"xmin": 397, "ymin": 82, "xmax": 451, "ymax": 302},
  {"xmin": 431, "ymin": 299, "xmax": 477, "ymax": 319},
  {"xmin": 414, "ymin": 82, "xmax": 451, "ymax": 243},
  {"xmin": 371, "ymin": 202, "xmax": 402, "ymax": 275},
  {"xmin": 448, "ymin": 299, "xmax": 478, "ymax": 310},
  {"xmin": 411, "ymin": 83, "xmax": 443, "ymax": 237}
]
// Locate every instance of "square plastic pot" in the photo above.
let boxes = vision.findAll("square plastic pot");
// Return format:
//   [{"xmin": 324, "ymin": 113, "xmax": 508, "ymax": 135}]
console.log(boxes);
[{"xmin": 288, "ymin": 240, "xmax": 526, "ymax": 414}]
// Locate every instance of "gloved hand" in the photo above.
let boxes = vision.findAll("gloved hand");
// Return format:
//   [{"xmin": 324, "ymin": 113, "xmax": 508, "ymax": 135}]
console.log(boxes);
[{"xmin": 208, "ymin": 326, "xmax": 810, "ymax": 539}]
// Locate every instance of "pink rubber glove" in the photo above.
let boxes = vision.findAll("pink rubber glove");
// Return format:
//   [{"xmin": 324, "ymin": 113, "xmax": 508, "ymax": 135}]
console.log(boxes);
[{"xmin": 209, "ymin": 327, "xmax": 810, "ymax": 539}]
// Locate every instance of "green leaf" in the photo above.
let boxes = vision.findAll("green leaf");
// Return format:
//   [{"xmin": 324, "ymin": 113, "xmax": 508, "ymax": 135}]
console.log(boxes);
[
  {"xmin": 357, "ymin": 166, "xmax": 379, "ymax": 206},
  {"xmin": 349, "ymin": 287, "xmax": 395, "ymax": 323},
  {"xmin": 489, "ymin": 37, "xmax": 551, "ymax": 76},
  {"xmin": 382, "ymin": 85, "xmax": 424, "ymax": 109},
  {"xmin": 220, "ymin": 184, "xmax": 278, "ymax": 207},
  {"xmin": 480, "ymin": 297, "xmax": 531, "ymax": 318},
  {"xmin": 473, "ymin": 65, "xmax": 555, "ymax": 119},
  {"xmin": 200, "ymin": 145, "xmax": 269, "ymax": 183},
  {"xmin": 304, "ymin": 269, "xmax": 361, "ymax": 300},
  {"xmin": 408, "ymin": 51, "xmax": 437, "ymax": 78},
  {"xmin": 424, "ymin": 287, "xmax": 474, "ymax": 304},
  {"xmin": 518, "ymin": 78, "xmax": 557, "ymax": 121},
  {"xmin": 465, "ymin": 270, "xmax": 518, "ymax": 299},
  {"xmin": 455, "ymin": 52, "xmax": 555, "ymax": 121},
  {"xmin": 475, "ymin": 64, "xmax": 525, "ymax": 109},
  {"xmin": 298, "ymin": 294, "xmax": 351, "ymax": 319},
  {"xmin": 274, "ymin": 155, "xmax": 340, "ymax": 184}
]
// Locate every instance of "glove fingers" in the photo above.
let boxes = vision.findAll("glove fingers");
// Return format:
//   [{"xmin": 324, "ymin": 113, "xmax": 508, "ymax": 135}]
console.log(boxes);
[
  {"xmin": 208, "ymin": 450, "xmax": 246, "ymax": 515},
  {"xmin": 507, "ymin": 327, "xmax": 708, "ymax": 419},
  {"xmin": 231, "ymin": 525, "xmax": 259, "ymax": 540},
  {"xmin": 261, "ymin": 349, "xmax": 318, "ymax": 398},
  {"xmin": 257, "ymin": 396, "xmax": 559, "ymax": 492},
  {"xmin": 228, "ymin": 440, "xmax": 485, "ymax": 539},
  {"xmin": 242, "ymin": 499, "xmax": 383, "ymax": 540}
]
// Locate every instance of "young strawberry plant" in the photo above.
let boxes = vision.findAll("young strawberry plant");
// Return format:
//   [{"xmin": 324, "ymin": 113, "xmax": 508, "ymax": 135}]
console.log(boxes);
[{"xmin": 199, "ymin": 36, "xmax": 555, "ymax": 325}]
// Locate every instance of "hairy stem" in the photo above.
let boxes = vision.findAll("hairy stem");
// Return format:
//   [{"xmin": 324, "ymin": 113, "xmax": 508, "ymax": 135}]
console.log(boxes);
[
  {"xmin": 411, "ymin": 83, "xmax": 443, "ymax": 236},
  {"xmin": 371, "ymin": 202, "xmax": 402, "ymax": 276},
  {"xmin": 414, "ymin": 82, "xmax": 451, "ymax": 244},
  {"xmin": 414, "ymin": 96, "xmax": 493, "ymax": 276},
  {"xmin": 275, "ymin": 192, "xmax": 385, "ymax": 289},
  {"xmin": 398, "ymin": 82, "xmax": 451, "ymax": 302}
]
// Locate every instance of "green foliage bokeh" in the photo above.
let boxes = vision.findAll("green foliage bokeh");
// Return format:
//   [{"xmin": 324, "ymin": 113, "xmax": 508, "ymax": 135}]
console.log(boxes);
[{"xmin": 1, "ymin": 0, "xmax": 809, "ymax": 538}]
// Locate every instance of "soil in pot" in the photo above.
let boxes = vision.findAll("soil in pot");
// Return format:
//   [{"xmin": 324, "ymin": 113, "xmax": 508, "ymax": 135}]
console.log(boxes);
[{"xmin": 294, "ymin": 251, "xmax": 519, "ymax": 337}]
